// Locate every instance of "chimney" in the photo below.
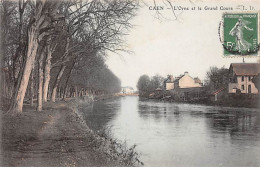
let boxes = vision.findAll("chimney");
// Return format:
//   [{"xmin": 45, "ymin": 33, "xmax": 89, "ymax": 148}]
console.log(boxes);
[
  {"xmin": 170, "ymin": 75, "xmax": 174, "ymax": 82},
  {"xmin": 184, "ymin": 71, "xmax": 188, "ymax": 75}
]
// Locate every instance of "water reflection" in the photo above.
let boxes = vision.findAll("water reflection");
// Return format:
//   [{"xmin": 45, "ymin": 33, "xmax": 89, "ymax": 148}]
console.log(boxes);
[
  {"xmin": 82, "ymin": 96, "xmax": 260, "ymax": 166},
  {"xmin": 204, "ymin": 108, "xmax": 259, "ymax": 137},
  {"xmin": 79, "ymin": 97, "xmax": 121, "ymax": 131}
]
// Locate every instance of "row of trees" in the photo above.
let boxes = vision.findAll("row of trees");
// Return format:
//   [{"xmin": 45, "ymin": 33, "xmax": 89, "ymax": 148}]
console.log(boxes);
[{"xmin": 1, "ymin": 0, "xmax": 138, "ymax": 112}]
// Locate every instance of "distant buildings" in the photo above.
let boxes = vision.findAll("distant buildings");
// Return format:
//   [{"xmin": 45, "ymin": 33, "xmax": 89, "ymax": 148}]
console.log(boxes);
[
  {"xmin": 164, "ymin": 72, "xmax": 202, "ymax": 90},
  {"xmin": 164, "ymin": 75, "xmax": 174, "ymax": 90},
  {"xmin": 172, "ymin": 72, "xmax": 203, "ymax": 101},
  {"xmin": 161, "ymin": 63, "xmax": 260, "ymax": 103},
  {"xmin": 121, "ymin": 86, "xmax": 134, "ymax": 94},
  {"xmin": 163, "ymin": 72, "xmax": 204, "ymax": 101},
  {"xmin": 228, "ymin": 63, "xmax": 260, "ymax": 94},
  {"xmin": 174, "ymin": 72, "xmax": 202, "ymax": 88}
]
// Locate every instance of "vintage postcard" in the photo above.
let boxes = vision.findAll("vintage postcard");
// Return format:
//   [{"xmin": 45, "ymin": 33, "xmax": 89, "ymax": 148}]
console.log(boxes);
[{"xmin": 0, "ymin": 0, "xmax": 260, "ymax": 167}]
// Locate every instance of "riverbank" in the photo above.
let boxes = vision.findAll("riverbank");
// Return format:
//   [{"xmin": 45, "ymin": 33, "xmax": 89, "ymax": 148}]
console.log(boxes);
[
  {"xmin": 141, "ymin": 91, "xmax": 260, "ymax": 109},
  {"xmin": 1, "ymin": 97, "xmax": 141, "ymax": 167},
  {"xmin": 141, "ymin": 96, "xmax": 260, "ymax": 108}
]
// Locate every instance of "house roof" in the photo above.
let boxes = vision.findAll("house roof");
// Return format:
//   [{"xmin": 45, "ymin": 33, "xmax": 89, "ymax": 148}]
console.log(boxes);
[
  {"xmin": 211, "ymin": 87, "xmax": 226, "ymax": 95},
  {"xmin": 165, "ymin": 80, "xmax": 174, "ymax": 83},
  {"xmin": 230, "ymin": 63, "xmax": 260, "ymax": 76},
  {"xmin": 174, "ymin": 75, "xmax": 184, "ymax": 82},
  {"xmin": 165, "ymin": 75, "xmax": 174, "ymax": 83},
  {"xmin": 194, "ymin": 77, "xmax": 201, "ymax": 84}
]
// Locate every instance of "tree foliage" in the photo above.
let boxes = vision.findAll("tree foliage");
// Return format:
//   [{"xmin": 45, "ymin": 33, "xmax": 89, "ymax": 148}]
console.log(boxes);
[
  {"xmin": 205, "ymin": 66, "xmax": 229, "ymax": 91},
  {"xmin": 150, "ymin": 74, "xmax": 164, "ymax": 90},
  {"xmin": 252, "ymin": 74, "xmax": 260, "ymax": 91},
  {"xmin": 137, "ymin": 74, "xmax": 164, "ymax": 96}
]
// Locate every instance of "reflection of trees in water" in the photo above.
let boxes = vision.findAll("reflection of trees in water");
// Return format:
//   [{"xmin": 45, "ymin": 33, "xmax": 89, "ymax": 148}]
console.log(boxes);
[
  {"xmin": 138, "ymin": 102, "xmax": 182, "ymax": 124},
  {"xmin": 81, "ymin": 99, "xmax": 121, "ymax": 132},
  {"xmin": 148, "ymin": 105, "xmax": 162, "ymax": 120},
  {"xmin": 171, "ymin": 105, "xmax": 181, "ymax": 124},
  {"xmin": 207, "ymin": 109, "xmax": 260, "ymax": 138},
  {"xmin": 173, "ymin": 106, "xmax": 180, "ymax": 115}
]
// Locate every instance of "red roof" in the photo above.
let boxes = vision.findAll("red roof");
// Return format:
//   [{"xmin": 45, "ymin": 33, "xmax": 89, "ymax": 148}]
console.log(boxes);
[
  {"xmin": 230, "ymin": 63, "xmax": 260, "ymax": 76},
  {"xmin": 211, "ymin": 87, "xmax": 226, "ymax": 95}
]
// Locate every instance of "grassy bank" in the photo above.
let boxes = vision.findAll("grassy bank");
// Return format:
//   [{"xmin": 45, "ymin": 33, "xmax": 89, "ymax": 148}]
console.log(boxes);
[{"xmin": 1, "ymin": 97, "xmax": 142, "ymax": 167}]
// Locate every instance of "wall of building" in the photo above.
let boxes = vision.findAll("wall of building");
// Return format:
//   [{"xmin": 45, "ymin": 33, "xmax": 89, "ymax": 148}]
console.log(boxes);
[
  {"xmin": 179, "ymin": 74, "xmax": 202, "ymax": 88},
  {"xmin": 228, "ymin": 76, "xmax": 258, "ymax": 94},
  {"xmin": 121, "ymin": 88, "xmax": 134, "ymax": 94},
  {"xmin": 166, "ymin": 82, "xmax": 174, "ymax": 90}
]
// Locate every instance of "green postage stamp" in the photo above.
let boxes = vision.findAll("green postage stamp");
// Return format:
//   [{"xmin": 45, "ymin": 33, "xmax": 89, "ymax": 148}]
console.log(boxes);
[{"xmin": 223, "ymin": 12, "xmax": 259, "ymax": 57}]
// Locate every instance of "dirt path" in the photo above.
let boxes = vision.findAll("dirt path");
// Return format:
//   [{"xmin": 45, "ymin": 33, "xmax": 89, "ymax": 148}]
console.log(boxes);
[{"xmin": 1, "ymin": 101, "xmax": 123, "ymax": 167}]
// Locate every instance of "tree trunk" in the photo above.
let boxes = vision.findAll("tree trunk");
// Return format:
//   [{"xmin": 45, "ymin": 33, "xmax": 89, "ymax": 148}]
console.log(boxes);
[
  {"xmin": 62, "ymin": 60, "xmax": 76, "ymax": 100},
  {"xmin": 30, "ymin": 67, "xmax": 34, "ymax": 106},
  {"xmin": 12, "ymin": 0, "xmax": 26, "ymax": 92},
  {"xmin": 43, "ymin": 45, "xmax": 52, "ymax": 102},
  {"xmin": 59, "ymin": 87, "xmax": 63, "ymax": 99},
  {"xmin": 9, "ymin": 26, "xmax": 38, "ymax": 112},
  {"xmin": 37, "ymin": 49, "xmax": 45, "ymax": 111},
  {"xmin": 8, "ymin": 0, "xmax": 62, "ymax": 112},
  {"xmin": 51, "ymin": 65, "xmax": 66, "ymax": 102},
  {"xmin": 75, "ymin": 86, "xmax": 78, "ymax": 97},
  {"xmin": 57, "ymin": 87, "xmax": 60, "ymax": 99},
  {"xmin": 50, "ymin": 37, "xmax": 70, "ymax": 102}
]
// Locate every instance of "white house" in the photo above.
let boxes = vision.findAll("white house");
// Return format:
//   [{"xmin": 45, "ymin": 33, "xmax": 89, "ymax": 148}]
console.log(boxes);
[{"xmin": 121, "ymin": 86, "xmax": 134, "ymax": 94}]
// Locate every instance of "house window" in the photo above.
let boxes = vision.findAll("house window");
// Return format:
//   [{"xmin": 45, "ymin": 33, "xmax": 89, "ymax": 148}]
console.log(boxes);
[
  {"xmin": 241, "ymin": 85, "xmax": 244, "ymax": 90},
  {"xmin": 242, "ymin": 76, "xmax": 244, "ymax": 82},
  {"xmin": 249, "ymin": 76, "xmax": 251, "ymax": 81},
  {"xmin": 232, "ymin": 76, "xmax": 238, "ymax": 83},
  {"xmin": 248, "ymin": 85, "xmax": 251, "ymax": 93},
  {"xmin": 230, "ymin": 77, "xmax": 237, "ymax": 83}
]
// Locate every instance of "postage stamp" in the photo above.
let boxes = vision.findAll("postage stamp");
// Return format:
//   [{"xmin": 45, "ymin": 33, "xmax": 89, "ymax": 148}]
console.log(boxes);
[{"xmin": 222, "ymin": 12, "xmax": 259, "ymax": 57}]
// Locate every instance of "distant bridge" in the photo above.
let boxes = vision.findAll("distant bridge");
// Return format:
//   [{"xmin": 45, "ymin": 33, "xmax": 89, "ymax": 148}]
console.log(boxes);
[{"xmin": 115, "ymin": 93, "xmax": 139, "ymax": 96}]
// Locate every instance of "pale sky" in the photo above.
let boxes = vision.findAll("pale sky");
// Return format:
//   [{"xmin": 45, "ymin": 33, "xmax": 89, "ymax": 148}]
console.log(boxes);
[{"xmin": 106, "ymin": 0, "xmax": 260, "ymax": 90}]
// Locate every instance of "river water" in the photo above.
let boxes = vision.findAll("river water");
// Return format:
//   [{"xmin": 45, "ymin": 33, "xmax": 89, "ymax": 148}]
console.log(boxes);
[{"xmin": 80, "ymin": 96, "xmax": 260, "ymax": 166}]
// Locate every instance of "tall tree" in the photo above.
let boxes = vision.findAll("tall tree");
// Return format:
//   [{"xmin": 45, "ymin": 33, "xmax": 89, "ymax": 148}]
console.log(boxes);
[
  {"xmin": 149, "ymin": 74, "xmax": 164, "ymax": 90},
  {"xmin": 205, "ymin": 66, "xmax": 229, "ymax": 91},
  {"xmin": 9, "ymin": 0, "xmax": 64, "ymax": 112},
  {"xmin": 137, "ymin": 75, "xmax": 150, "ymax": 96},
  {"xmin": 37, "ymin": 45, "xmax": 46, "ymax": 111}
]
